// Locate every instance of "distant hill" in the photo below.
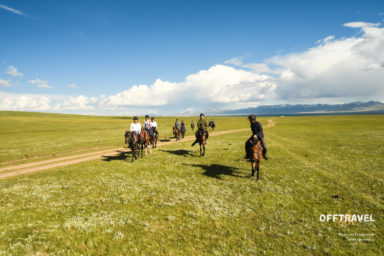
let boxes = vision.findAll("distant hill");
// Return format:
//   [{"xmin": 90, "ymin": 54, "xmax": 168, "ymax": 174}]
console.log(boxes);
[{"xmin": 210, "ymin": 101, "xmax": 384, "ymax": 116}]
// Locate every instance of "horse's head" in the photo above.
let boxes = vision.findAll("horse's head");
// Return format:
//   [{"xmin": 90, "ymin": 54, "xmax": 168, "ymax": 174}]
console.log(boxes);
[
  {"xmin": 124, "ymin": 131, "xmax": 131, "ymax": 143},
  {"xmin": 125, "ymin": 131, "xmax": 136, "ymax": 144},
  {"xmin": 250, "ymin": 135, "xmax": 259, "ymax": 145}
]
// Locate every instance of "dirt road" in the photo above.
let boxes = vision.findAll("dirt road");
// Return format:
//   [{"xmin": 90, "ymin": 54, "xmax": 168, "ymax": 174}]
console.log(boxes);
[{"xmin": 0, "ymin": 128, "xmax": 249, "ymax": 180}]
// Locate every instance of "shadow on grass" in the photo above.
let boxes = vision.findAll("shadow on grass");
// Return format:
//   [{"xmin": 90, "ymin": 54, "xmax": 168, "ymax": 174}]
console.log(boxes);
[
  {"xmin": 160, "ymin": 149, "xmax": 193, "ymax": 156},
  {"xmin": 102, "ymin": 150, "xmax": 131, "ymax": 162},
  {"xmin": 184, "ymin": 163, "xmax": 247, "ymax": 179},
  {"xmin": 160, "ymin": 139, "xmax": 171, "ymax": 142}
]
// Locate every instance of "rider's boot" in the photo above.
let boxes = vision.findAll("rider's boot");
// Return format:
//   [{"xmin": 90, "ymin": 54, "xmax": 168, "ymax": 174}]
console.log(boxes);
[{"xmin": 262, "ymin": 154, "xmax": 269, "ymax": 160}]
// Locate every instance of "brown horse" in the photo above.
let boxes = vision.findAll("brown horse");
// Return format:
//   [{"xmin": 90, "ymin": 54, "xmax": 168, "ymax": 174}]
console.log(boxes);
[
  {"xmin": 197, "ymin": 130, "xmax": 206, "ymax": 156},
  {"xmin": 140, "ymin": 128, "xmax": 151, "ymax": 156},
  {"xmin": 173, "ymin": 127, "xmax": 180, "ymax": 141},
  {"xmin": 124, "ymin": 131, "xmax": 139, "ymax": 162},
  {"xmin": 248, "ymin": 136, "xmax": 263, "ymax": 180}
]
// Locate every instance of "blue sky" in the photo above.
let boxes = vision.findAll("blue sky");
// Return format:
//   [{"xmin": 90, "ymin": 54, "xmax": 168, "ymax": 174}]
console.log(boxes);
[{"xmin": 1, "ymin": 0, "xmax": 384, "ymax": 115}]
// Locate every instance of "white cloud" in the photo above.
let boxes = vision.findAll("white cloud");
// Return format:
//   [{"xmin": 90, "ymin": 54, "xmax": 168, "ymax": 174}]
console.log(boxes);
[
  {"xmin": 68, "ymin": 83, "xmax": 78, "ymax": 89},
  {"xmin": 6, "ymin": 66, "xmax": 23, "ymax": 77},
  {"xmin": 104, "ymin": 64, "xmax": 273, "ymax": 111},
  {"xmin": 0, "ymin": 92, "xmax": 52, "ymax": 111},
  {"xmin": 0, "ymin": 4, "xmax": 25, "ymax": 16},
  {"xmin": 63, "ymin": 95, "xmax": 93, "ymax": 110},
  {"xmin": 224, "ymin": 57, "xmax": 244, "ymax": 66},
  {"xmin": 28, "ymin": 78, "xmax": 53, "ymax": 89},
  {"xmin": 263, "ymin": 21, "xmax": 384, "ymax": 100},
  {"xmin": 0, "ymin": 79, "xmax": 14, "ymax": 87},
  {"xmin": 344, "ymin": 22, "xmax": 380, "ymax": 28}
]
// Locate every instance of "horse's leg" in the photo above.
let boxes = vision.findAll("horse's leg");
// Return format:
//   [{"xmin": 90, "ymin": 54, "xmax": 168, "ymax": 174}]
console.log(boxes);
[
  {"xmin": 256, "ymin": 159, "xmax": 260, "ymax": 180},
  {"xmin": 203, "ymin": 143, "xmax": 205, "ymax": 156},
  {"xmin": 199, "ymin": 143, "xmax": 202, "ymax": 157},
  {"xmin": 251, "ymin": 159, "xmax": 255, "ymax": 176}
]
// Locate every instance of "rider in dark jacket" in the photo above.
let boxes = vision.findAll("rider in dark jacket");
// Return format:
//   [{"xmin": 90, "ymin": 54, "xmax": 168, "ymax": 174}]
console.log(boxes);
[
  {"xmin": 245, "ymin": 114, "xmax": 268, "ymax": 160},
  {"xmin": 191, "ymin": 113, "xmax": 209, "ymax": 146}
]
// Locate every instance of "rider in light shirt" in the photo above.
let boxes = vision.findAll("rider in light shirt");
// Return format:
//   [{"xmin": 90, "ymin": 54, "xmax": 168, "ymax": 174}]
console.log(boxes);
[
  {"xmin": 130, "ymin": 116, "xmax": 142, "ymax": 141},
  {"xmin": 143, "ymin": 115, "xmax": 153, "ymax": 137},
  {"xmin": 150, "ymin": 117, "xmax": 158, "ymax": 136}
]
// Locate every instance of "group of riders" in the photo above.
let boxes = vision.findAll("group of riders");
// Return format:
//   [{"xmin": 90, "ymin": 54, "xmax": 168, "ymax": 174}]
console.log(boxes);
[
  {"xmin": 129, "ymin": 115, "xmax": 158, "ymax": 143},
  {"xmin": 128, "ymin": 113, "xmax": 268, "ymax": 160}
]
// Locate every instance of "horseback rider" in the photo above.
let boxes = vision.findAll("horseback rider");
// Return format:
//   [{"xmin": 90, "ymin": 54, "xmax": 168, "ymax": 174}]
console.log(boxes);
[
  {"xmin": 191, "ymin": 120, "xmax": 195, "ymax": 131},
  {"xmin": 181, "ymin": 120, "xmax": 186, "ymax": 132},
  {"xmin": 150, "ymin": 117, "xmax": 158, "ymax": 136},
  {"xmin": 245, "ymin": 114, "xmax": 269, "ymax": 160},
  {"xmin": 143, "ymin": 115, "xmax": 153, "ymax": 138},
  {"xmin": 130, "ymin": 116, "xmax": 142, "ymax": 141},
  {"xmin": 174, "ymin": 119, "xmax": 181, "ymax": 131},
  {"xmin": 191, "ymin": 113, "xmax": 209, "ymax": 146}
]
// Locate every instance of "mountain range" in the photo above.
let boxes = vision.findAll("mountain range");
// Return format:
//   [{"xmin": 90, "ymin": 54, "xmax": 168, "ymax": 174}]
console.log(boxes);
[{"xmin": 209, "ymin": 101, "xmax": 384, "ymax": 116}]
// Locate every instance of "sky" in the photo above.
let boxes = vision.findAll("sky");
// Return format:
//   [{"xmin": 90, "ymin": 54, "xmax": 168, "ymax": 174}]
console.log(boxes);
[{"xmin": 0, "ymin": 0, "xmax": 384, "ymax": 115}]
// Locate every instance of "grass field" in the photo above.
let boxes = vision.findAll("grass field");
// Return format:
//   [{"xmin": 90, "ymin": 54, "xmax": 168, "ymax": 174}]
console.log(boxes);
[{"xmin": 0, "ymin": 112, "xmax": 383, "ymax": 255}]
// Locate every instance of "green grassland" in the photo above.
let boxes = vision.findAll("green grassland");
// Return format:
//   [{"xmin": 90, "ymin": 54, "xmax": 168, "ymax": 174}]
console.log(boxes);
[
  {"xmin": 0, "ymin": 111, "xmax": 242, "ymax": 167},
  {"xmin": 0, "ymin": 112, "xmax": 383, "ymax": 255}
]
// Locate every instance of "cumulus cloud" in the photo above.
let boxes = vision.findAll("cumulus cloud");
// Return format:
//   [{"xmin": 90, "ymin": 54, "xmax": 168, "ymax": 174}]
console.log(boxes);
[
  {"xmin": 263, "ymin": 22, "xmax": 384, "ymax": 100},
  {"xmin": 104, "ymin": 65, "xmax": 273, "ymax": 112},
  {"xmin": 28, "ymin": 78, "xmax": 53, "ymax": 89},
  {"xmin": 6, "ymin": 66, "xmax": 23, "ymax": 77},
  {"xmin": 0, "ymin": 92, "xmax": 52, "ymax": 111},
  {"xmin": 0, "ymin": 79, "xmax": 14, "ymax": 87}
]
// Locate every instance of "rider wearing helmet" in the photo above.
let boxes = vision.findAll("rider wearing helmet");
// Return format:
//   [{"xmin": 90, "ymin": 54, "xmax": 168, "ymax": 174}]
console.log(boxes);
[
  {"xmin": 143, "ymin": 115, "xmax": 153, "ymax": 138},
  {"xmin": 130, "ymin": 116, "xmax": 142, "ymax": 141},
  {"xmin": 174, "ymin": 119, "xmax": 180, "ymax": 130},
  {"xmin": 150, "ymin": 117, "xmax": 158, "ymax": 136},
  {"xmin": 191, "ymin": 113, "xmax": 209, "ymax": 146},
  {"xmin": 245, "ymin": 114, "xmax": 268, "ymax": 160}
]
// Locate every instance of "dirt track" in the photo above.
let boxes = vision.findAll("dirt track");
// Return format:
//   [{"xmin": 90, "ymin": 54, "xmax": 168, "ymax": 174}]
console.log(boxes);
[{"xmin": 0, "ymin": 128, "xmax": 249, "ymax": 180}]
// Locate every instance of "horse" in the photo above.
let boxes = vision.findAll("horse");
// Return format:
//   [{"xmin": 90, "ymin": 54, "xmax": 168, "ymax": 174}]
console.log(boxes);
[
  {"xmin": 209, "ymin": 121, "xmax": 216, "ymax": 131},
  {"xmin": 248, "ymin": 136, "xmax": 263, "ymax": 180},
  {"xmin": 181, "ymin": 126, "xmax": 186, "ymax": 139},
  {"xmin": 140, "ymin": 128, "xmax": 152, "ymax": 156},
  {"xmin": 150, "ymin": 127, "xmax": 158, "ymax": 148},
  {"xmin": 124, "ymin": 131, "xmax": 139, "ymax": 162},
  {"xmin": 173, "ymin": 126, "xmax": 180, "ymax": 141},
  {"xmin": 196, "ymin": 129, "xmax": 206, "ymax": 156},
  {"xmin": 191, "ymin": 122, "xmax": 195, "ymax": 131}
]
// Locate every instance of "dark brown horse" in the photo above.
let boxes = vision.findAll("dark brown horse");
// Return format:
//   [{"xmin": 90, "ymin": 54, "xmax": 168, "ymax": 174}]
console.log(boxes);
[
  {"xmin": 124, "ymin": 131, "xmax": 139, "ymax": 162},
  {"xmin": 209, "ymin": 120, "xmax": 216, "ymax": 131},
  {"xmin": 173, "ymin": 127, "xmax": 180, "ymax": 141},
  {"xmin": 181, "ymin": 126, "xmax": 186, "ymax": 139},
  {"xmin": 248, "ymin": 136, "xmax": 263, "ymax": 179},
  {"xmin": 197, "ymin": 130, "xmax": 206, "ymax": 156},
  {"xmin": 150, "ymin": 127, "xmax": 158, "ymax": 148}
]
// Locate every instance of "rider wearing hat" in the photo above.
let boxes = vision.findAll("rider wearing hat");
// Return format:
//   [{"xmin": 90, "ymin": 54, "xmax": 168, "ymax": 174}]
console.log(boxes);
[
  {"xmin": 191, "ymin": 113, "xmax": 209, "ymax": 146},
  {"xmin": 245, "ymin": 114, "xmax": 268, "ymax": 160},
  {"xmin": 130, "ymin": 116, "xmax": 142, "ymax": 141}
]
